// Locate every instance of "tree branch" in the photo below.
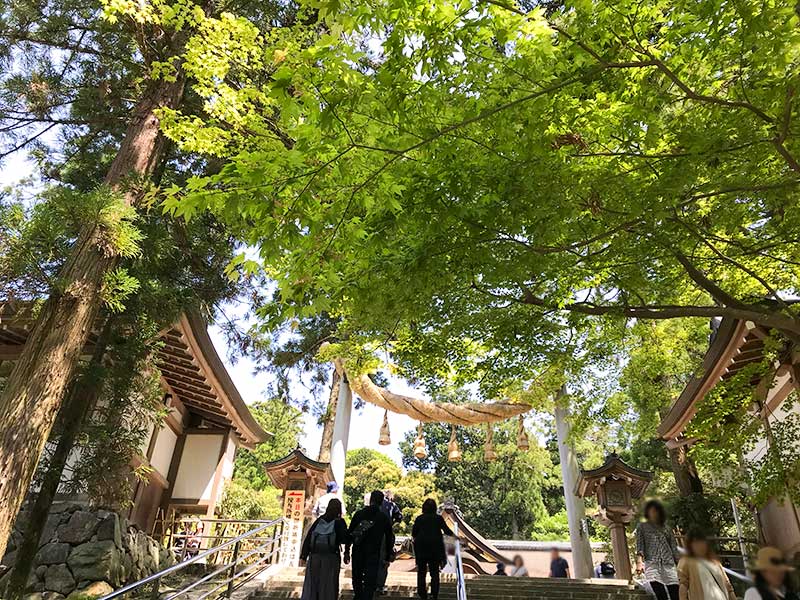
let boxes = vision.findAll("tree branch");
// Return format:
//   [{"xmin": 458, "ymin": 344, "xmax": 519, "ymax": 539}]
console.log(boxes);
[
  {"xmin": 672, "ymin": 250, "xmax": 751, "ymax": 310},
  {"xmin": 512, "ymin": 289, "xmax": 800, "ymax": 335}
]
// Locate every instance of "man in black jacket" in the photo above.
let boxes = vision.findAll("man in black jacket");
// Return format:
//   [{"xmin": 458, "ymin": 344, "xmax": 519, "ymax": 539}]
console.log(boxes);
[{"xmin": 347, "ymin": 490, "xmax": 395, "ymax": 600}]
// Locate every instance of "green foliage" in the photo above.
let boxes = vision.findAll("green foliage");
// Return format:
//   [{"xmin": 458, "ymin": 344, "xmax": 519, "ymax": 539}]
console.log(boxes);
[
  {"xmin": 164, "ymin": 0, "xmax": 800, "ymax": 401},
  {"xmin": 530, "ymin": 510, "xmax": 570, "ymax": 542},
  {"xmin": 400, "ymin": 407, "xmax": 555, "ymax": 540},
  {"xmin": 56, "ymin": 323, "xmax": 168, "ymax": 508},
  {"xmin": 219, "ymin": 480, "xmax": 282, "ymax": 520},
  {"xmin": 343, "ymin": 448, "xmax": 402, "ymax": 514},
  {"xmin": 687, "ymin": 336, "xmax": 800, "ymax": 506},
  {"xmin": 343, "ymin": 448, "xmax": 438, "ymax": 534},
  {"xmin": 664, "ymin": 493, "xmax": 735, "ymax": 539},
  {"xmin": 391, "ymin": 470, "xmax": 439, "ymax": 533},
  {"xmin": 231, "ymin": 399, "xmax": 303, "ymax": 491}
]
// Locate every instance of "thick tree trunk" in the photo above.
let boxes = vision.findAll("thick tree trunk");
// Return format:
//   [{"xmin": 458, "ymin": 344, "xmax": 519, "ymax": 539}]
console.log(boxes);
[
  {"xmin": 668, "ymin": 445, "xmax": 703, "ymax": 497},
  {"xmin": 3, "ymin": 323, "xmax": 111, "ymax": 600},
  {"xmin": 0, "ymin": 73, "xmax": 185, "ymax": 559},
  {"xmin": 317, "ymin": 370, "xmax": 340, "ymax": 463}
]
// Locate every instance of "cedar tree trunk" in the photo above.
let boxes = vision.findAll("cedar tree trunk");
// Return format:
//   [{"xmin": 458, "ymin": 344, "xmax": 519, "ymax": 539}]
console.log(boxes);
[
  {"xmin": 0, "ymin": 72, "xmax": 185, "ymax": 559},
  {"xmin": 3, "ymin": 322, "xmax": 112, "ymax": 600},
  {"xmin": 317, "ymin": 370, "xmax": 340, "ymax": 463},
  {"xmin": 669, "ymin": 445, "xmax": 704, "ymax": 497}
]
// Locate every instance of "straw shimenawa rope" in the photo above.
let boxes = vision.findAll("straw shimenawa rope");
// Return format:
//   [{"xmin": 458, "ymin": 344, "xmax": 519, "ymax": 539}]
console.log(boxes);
[{"xmin": 336, "ymin": 360, "xmax": 530, "ymax": 426}]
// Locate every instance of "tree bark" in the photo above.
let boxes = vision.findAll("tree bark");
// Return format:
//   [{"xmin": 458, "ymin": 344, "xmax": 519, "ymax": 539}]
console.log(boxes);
[
  {"xmin": 3, "ymin": 323, "xmax": 112, "ymax": 600},
  {"xmin": 554, "ymin": 386, "xmax": 594, "ymax": 579},
  {"xmin": 668, "ymin": 445, "xmax": 703, "ymax": 497},
  {"xmin": 0, "ymin": 72, "xmax": 185, "ymax": 558},
  {"xmin": 510, "ymin": 512, "xmax": 520, "ymax": 540},
  {"xmin": 317, "ymin": 370, "xmax": 340, "ymax": 463}
]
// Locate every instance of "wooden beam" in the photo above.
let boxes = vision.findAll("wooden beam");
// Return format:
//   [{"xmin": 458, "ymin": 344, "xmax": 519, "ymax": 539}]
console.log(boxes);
[
  {"xmin": 157, "ymin": 347, "xmax": 199, "ymax": 370},
  {"xmin": 160, "ymin": 366, "xmax": 212, "ymax": 390},
  {"xmin": 159, "ymin": 431, "xmax": 187, "ymax": 518},
  {"xmin": 183, "ymin": 406, "xmax": 230, "ymax": 428},
  {"xmin": 162, "ymin": 374, "xmax": 216, "ymax": 400}
]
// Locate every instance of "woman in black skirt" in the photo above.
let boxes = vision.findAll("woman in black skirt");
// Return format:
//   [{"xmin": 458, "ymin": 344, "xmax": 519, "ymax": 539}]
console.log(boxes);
[
  {"xmin": 412, "ymin": 499, "xmax": 454, "ymax": 600},
  {"xmin": 300, "ymin": 498, "xmax": 349, "ymax": 600}
]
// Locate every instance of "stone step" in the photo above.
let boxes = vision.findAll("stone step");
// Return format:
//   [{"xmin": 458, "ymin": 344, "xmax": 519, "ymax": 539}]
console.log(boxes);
[
  {"xmin": 259, "ymin": 581, "xmax": 643, "ymax": 595},
  {"xmin": 280, "ymin": 569, "xmax": 633, "ymax": 585},
  {"xmin": 266, "ymin": 576, "xmax": 638, "ymax": 588},
  {"xmin": 257, "ymin": 568, "xmax": 649, "ymax": 600},
  {"xmin": 254, "ymin": 586, "xmax": 648, "ymax": 600},
  {"xmin": 254, "ymin": 593, "xmax": 647, "ymax": 600}
]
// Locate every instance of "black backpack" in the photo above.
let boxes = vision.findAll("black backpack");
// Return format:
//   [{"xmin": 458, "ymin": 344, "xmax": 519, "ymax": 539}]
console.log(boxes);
[
  {"xmin": 600, "ymin": 562, "xmax": 616, "ymax": 576},
  {"xmin": 310, "ymin": 519, "xmax": 338, "ymax": 554},
  {"xmin": 350, "ymin": 518, "xmax": 375, "ymax": 546}
]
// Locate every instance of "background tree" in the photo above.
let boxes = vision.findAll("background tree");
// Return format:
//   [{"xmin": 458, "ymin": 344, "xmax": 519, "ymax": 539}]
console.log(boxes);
[
  {"xmin": 400, "ymin": 414, "xmax": 552, "ymax": 540},
  {"xmin": 343, "ymin": 448, "xmax": 403, "ymax": 514},
  {"xmin": 342, "ymin": 448, "xmax": 438, "ymax": 534},
  {"xmin": 231, "ymin": 399, "xmax": 304, "ymax": 492},
  {"xmin": 216, "ymin": 398, "xmax": 303, "ymax": 521},
  {"xmin": 0, "ymin": 173, "xmax": 248, "ymax": 598}
]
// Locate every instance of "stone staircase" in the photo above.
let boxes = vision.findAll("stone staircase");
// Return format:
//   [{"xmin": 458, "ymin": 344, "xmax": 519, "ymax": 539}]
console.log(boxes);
[{"xmin": 251, "ymin": 568, "xmax": 650, "ymax": 600}]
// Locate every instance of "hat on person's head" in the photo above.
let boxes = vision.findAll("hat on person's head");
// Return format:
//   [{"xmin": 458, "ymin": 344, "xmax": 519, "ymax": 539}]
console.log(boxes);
[
  {"xmin": 752, "ymin": 547, "xmax": 794, "ymax": 572},
  {"xmin": 326, "ymin": 481, "xmax": 339, "ymax": 493}
]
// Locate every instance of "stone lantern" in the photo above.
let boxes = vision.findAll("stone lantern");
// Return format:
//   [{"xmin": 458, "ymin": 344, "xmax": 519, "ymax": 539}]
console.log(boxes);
[
  {"xmin": 575, "ymin": 453, "xmax": 653, "ymax": 581},
  {"xmin": 264, "ymin": 448, "xmax": 334, "ymax": 566}
]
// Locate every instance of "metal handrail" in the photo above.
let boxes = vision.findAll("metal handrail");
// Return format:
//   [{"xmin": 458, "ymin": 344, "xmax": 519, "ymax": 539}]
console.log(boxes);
[
  {"xmin": 453, "ymin": 524, "xmax": 468, "ymax": 600},
  {"xmin": 100, "ymin": 518, "xmax": 283, "ymax": 600}
]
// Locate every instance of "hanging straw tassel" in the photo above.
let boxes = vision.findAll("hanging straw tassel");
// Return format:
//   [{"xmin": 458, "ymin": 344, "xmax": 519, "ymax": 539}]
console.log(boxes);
[
  {"xmin": 448, "ymin": 425, "xmax": 462, "ymax": 462},
  {"xmin": 413, "ymin": 423, "xmax": 428, "ymax": 459},
  {"xmin": 379, "ymin": 409, "xmax": 391, "ymax": 445},
  {"xmin": 484, "ymin": 425, "xmax": 497, "ymax": 462},
  {"xmin": 516, "ymin": 415, "xmax": 530, "ymax": 451}
]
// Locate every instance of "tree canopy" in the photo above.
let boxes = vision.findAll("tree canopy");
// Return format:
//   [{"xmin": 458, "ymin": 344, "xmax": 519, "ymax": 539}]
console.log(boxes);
[
  {"xmin": 165, "ymin": 0, "xmax": 800, "ymax": 375},
  {"xmin": 2, "ymin": 0, "xmax": 799, "ymax": 567}
]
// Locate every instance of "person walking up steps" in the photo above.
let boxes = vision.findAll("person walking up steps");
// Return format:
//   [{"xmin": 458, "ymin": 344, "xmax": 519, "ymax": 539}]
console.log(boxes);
[
  {"xmin": 509, "ymin": 555, "xmax": 528, "ymax": 577},
  {"xmin": 677, "ymin": 530, "xmax": 736, "ymax": 600},
  {"xmin": 300, "ymin": 498, "xmax": 349, "ymax": 600},
  {"xmin": 313, "ymin": 481, "xmax": 346, "ymax": 518},
  {"xmin": 550, "ymin": 548, "xmax": 570, "ymax": 578},
  {"xmin": 636, "ymin": 500, "xmax": 680, "ymax": 600},
  {"xmin": 412, "ymin": 499, "xmax": 454, "ymax": 600},
  {"xmin": 349, "ymin": 491, "xmax": 395, "ymax": 600}
]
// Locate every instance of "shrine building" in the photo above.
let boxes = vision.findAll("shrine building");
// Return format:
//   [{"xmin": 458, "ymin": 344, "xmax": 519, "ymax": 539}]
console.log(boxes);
[
  {"xmin": 658, "ymin": 317, "xmax": 800, "ymax": 554},
  {"xmin": 0, "ymin": 305, "xmax": 269, "ymax": 532}
]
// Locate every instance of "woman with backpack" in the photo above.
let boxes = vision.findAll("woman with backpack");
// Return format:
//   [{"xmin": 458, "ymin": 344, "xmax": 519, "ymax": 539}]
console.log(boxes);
[{"xmin": 300, "ymin": 498, "xmax": 349, "ymax": 600}]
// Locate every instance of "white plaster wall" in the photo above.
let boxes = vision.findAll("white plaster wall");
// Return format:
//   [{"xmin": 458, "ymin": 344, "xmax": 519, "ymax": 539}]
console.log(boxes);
[
  {"xmin": 214, "ymin": 437, "xmax": 237, "ymax": 505},
  {"xmin": 55, "ymin": 445, "xmax": 84, "ymax": 494},
  {"xmin": 745, "ymin": 390, "xmax": 800, "ymax": 463},
  {"xmin": 150, "ymin": 426, "xmax": 178, "ymax": 479},
  {"xmin": 140, "ymin": 421, "xmax": 156, "ymax": 456},
  {"xmin": 172, "ymin": 433, "xmax": 224, "ymax": 501}
]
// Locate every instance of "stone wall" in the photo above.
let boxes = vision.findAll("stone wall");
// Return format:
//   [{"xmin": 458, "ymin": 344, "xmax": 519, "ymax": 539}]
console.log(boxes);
[{"xmin": 1, "ymin": 503, "xmax": 174, "ymax": 600}]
